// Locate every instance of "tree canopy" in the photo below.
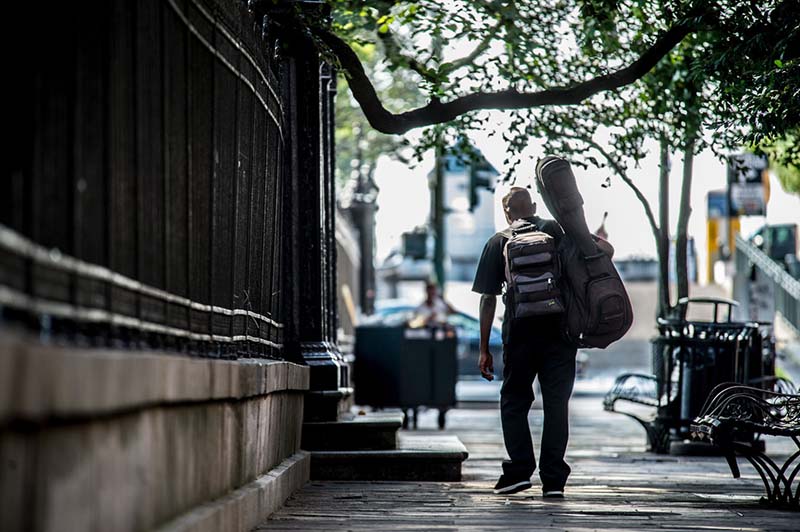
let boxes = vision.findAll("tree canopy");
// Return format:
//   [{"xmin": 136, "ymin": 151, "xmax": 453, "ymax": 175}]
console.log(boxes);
[
  {"xmin": 292, "ymin": 0, "xmax": 799, "ymax": 171},
  {"xmin": 762, "ymin": 131, "xmax": 800, "ymax": 195},
  {"xmin": 333, "ymin": 42, "xmax": 425, "ymax": 189}
]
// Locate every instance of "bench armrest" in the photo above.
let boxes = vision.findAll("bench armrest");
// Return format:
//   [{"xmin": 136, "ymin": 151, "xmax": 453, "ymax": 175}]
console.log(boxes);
[{"xmin": 603, "ymin": 373, "xmax": 660, "ymax": 410}]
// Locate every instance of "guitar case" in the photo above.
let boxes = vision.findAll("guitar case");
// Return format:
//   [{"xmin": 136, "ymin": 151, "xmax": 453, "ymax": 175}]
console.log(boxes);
[{"xmin": 534, "ymin": 156, "xmax": 633, "ymax": 348}]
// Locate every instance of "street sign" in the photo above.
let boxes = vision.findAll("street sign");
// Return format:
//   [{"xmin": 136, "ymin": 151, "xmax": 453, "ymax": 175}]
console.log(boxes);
[
  {"xmin": 707, "ymin": 190, "xmax": 728, "ymax": 218},
  {"xmin": 730, "ymin": 185, "xmax": 766, "ymax": 216},
  {"xmin": 727, "ymin": 152, "xmax": 768, "ymax": 184},
  {"xmin": 727, "ymin": 153, "xmax": 768, "ymax": 216}
]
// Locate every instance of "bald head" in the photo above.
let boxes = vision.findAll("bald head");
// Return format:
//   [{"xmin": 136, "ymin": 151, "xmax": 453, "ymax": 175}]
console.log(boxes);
[{"xmin": 502, "ymin": 187, "xmax": 536, "ymax": 222}]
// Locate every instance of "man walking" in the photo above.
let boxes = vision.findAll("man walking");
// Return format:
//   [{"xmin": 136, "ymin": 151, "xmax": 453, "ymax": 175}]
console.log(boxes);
[{"xmin": 471, "ymin": 187, "xmax": 576, "ymax": 498}]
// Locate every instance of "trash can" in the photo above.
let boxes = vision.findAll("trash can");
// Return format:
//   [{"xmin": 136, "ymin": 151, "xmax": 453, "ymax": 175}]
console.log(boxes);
[
  {"xmin": 651, "ymin": 297, "xmax": 775, "ymax": 448},
  {"xmin": 354, "ymin": 324, "xmax": 458, "ymax": 429}
]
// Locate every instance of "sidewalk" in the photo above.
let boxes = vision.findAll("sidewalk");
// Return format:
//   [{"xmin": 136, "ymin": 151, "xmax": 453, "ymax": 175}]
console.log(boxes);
[
  {"xmin": 260, "ymin": 281, "xmax": 798, "ymax": 530},
  {"xmin": 259, "ymin": 397, "xmax": 798, "ymax": 531}
]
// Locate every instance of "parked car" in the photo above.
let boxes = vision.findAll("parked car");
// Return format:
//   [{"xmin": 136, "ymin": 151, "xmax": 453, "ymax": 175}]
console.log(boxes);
[
  {"xmin": 366, "ymin": 301, "xmax": 503, "ymax": 379},
  {"xmin": 750, "ymin": 224, "xmax": 797, "ymax": 266},
  {"xmin": 367, "ymin": 300, "xmax": 590, "ymax": 381}
]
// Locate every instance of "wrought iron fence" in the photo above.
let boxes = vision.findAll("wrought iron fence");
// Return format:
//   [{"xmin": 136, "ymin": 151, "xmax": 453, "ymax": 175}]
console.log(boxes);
[{"xmin": 0, "ymin": 0, "xmax": 335, "ymax": 362}]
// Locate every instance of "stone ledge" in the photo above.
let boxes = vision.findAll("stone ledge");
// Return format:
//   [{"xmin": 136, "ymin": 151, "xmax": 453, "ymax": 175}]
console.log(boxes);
[
  {"xmin": 154, "ymin": 451, "xmax": 310, "ymax": 532},
  {"xmin": 0, "ymin": 332, "xmax": 309, "ymax": 423},
  {"xmin": 1, "ymin": 393, "xmax": 305, "ymax": 531}
]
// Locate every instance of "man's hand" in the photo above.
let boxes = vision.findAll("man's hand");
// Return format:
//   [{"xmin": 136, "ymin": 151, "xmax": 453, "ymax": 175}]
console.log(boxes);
[
  {"xmin": 477, "ymin": 294, "xmax": 497, "ymax": 381},
  {"xmin": 479, "ymin": 350, "xmax": 494, "ymax": 381}
]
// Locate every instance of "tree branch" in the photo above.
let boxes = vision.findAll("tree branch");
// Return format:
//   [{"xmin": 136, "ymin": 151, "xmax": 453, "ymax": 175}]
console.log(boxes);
[
  {"xmin": 377, "ymin": 20, "xmax": 499, "ymax": 83},
  {"xmin": 585, "ymin": 137, "xmax": 661, "ymax": 243},
  {"xmin": 313, "ymin": 22, "xmax": 695, "ymax": 135},
  {"xmin": 547, "ymin": 126, "xmax": 661, "ymax": 243},
  {"xmin": 377, "ymin": 29, "xmax": 436, "ymax": 81},
  {"xmin": 439, "ymin": 24, "xmax": 499, "ymax": 75}
]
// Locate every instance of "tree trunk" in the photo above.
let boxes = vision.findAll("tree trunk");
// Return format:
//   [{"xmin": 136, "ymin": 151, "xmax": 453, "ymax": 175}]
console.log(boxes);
[
  {"xmin": 657, "ymin": 135, "xmax": 671, "ymax": 319},
  {"xmin": 675, "ymin": 135, "xmax": 696, "ymax": 318}
]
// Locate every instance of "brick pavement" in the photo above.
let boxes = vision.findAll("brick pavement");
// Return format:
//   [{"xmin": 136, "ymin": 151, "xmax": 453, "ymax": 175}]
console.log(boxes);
[{"xmin": 259, "ymin": 397, "xmax": 798, "ymax": 531}]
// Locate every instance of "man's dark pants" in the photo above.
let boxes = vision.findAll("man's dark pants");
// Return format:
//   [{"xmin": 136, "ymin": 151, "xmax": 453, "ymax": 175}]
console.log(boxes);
[{"xmin": 500, "ymin": 329, "xmax": 577, "ymax": 491}]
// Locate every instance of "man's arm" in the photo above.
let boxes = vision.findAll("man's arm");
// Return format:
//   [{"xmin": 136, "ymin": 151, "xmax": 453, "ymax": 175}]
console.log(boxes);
[{"xmin": 478, "ymin": 294, "xmax": 496, "ymax": 381}]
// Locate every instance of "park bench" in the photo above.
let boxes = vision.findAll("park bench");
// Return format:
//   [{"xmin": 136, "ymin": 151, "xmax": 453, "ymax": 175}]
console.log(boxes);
[
  {"xmin": 604, "ymin": 297, "xmax": 777, "ymax": 454},
  {"xmin": 691, "ymin": 381, "xmax": 800, "ymax": 510},
  {"xmin": 603, "ymin": 373, "xmax": 667, "ymax": 452}
]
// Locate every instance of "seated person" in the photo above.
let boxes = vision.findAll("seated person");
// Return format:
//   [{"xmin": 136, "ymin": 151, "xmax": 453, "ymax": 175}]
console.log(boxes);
[{"xmin": 410, "ymin": 282, "xmax": 455, "ymax": 327}]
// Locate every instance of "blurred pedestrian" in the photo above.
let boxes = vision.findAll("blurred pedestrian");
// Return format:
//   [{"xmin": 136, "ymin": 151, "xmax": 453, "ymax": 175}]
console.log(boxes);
[{"xmin": 411, "ymin": 281, "xmax": 454, "ymax": 326}]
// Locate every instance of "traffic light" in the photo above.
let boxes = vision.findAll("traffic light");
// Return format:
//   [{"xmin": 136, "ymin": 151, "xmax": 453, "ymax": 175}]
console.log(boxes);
[
  {"xmin": 402, "ymin": 230, "xmax": 428, "ymax": 260},
  {"xmin": 468, "ymin": 162, "xmax": 492, "ymax": 211}
]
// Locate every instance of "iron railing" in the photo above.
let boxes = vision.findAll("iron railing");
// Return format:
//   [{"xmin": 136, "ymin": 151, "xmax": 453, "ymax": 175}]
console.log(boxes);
[
  {"xmin": 0, "ymin": 0, "xmax": 335, "ymax": 362},
  {"xmin": 735, "ymin": 235, "xmax": 800, "ymax": 335}
]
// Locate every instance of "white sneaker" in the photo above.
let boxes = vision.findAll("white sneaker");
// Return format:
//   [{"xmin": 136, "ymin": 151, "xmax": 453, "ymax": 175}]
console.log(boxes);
[
  {"xmin": 542, "ymin": 490, "xmax": 564, "ymax": 498},
  {"xmin": 493, "ymin": 476, "xmax": 533, "ymax": 495}
]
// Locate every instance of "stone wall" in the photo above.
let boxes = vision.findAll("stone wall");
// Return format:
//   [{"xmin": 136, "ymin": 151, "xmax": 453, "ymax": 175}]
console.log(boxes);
[{"xmin": 0, "ymin": 332, "xmax": 309, "ymax": 532}]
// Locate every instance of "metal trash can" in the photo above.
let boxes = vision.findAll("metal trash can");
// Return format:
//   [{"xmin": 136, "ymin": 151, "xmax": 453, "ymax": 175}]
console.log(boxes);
[
  {"xmin": 651, "ymin": 297, "xmax": 775, "ymax": 449},
  {"xmin": 354, "ymin": 324, "xmax": 458, "ymax": 429}
]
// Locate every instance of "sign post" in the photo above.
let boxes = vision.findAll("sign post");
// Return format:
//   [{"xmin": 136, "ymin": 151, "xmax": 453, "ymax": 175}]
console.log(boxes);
[{"xmin": 706, "ymin": 190, "xmax": 728, "ymax": 283}]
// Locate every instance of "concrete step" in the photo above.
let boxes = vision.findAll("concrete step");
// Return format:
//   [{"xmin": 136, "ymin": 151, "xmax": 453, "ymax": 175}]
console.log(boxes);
[
  {"xmin": 310, "ymin": 433, "xmax": 469, "ymax": 481},
  {"xmin": 302, "ymin": 410, "xmax": 404, "ymax": 451},
  {"xmin": 304, "ymin": 386, "xmax": 354, "ymax": 422}
]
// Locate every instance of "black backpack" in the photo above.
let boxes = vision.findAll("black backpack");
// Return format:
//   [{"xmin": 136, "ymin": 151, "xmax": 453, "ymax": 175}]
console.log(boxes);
[
  {"xmin": 502, "ymin": 220, "xmax": 565, "ymax": 319},
  {"xmin": 535, "ymin": 156, "xmax": 633, "ymax": 348}
]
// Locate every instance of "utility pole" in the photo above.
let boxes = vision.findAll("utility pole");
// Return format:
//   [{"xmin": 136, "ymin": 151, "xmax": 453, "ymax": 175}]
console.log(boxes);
[
  {"xmin": 432, "ymin": 138, "xmax": 446, "ymax": 290},
  {"xmin": 430, "ymin": 34, "xmax": 446, "ymax": 292},
  {"xmin": 353, "ymin": 146, "xmax": 378, "ymax": 315}
]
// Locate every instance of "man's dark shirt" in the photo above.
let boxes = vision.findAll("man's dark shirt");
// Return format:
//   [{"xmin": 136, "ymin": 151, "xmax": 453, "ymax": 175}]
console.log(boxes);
[{"xmin": 471, "ymin": 215, "xmax": 565, "ymax": 344}]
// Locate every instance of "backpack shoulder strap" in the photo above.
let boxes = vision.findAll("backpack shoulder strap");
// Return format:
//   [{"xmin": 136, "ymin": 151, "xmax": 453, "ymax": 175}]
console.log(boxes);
[{"xmin": 505, "ymin": 219, "xmax": 539, "ymax": 237}]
